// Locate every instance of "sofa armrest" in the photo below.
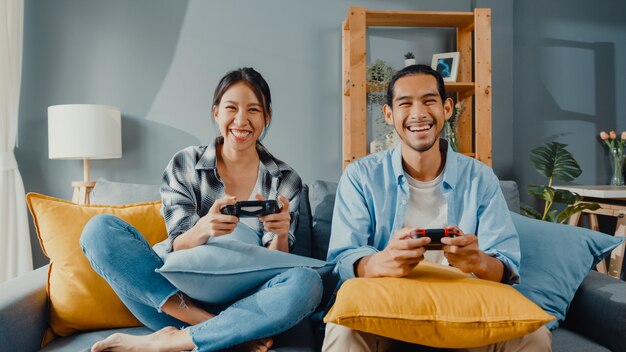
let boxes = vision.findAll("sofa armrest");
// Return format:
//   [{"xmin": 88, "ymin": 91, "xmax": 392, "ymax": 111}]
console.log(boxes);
[
  {"xmin": 0, "ymin": 265, "xmax": 49, "ymax": 352},
  {"xmin": 563, "ymin": 270, "xmax": 626, "ymax": 352}
]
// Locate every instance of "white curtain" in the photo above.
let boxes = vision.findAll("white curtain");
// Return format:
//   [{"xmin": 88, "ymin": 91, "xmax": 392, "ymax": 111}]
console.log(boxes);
[{"xmin": 0, "ymin": 0, "xmax": 32, "ymax": 283}]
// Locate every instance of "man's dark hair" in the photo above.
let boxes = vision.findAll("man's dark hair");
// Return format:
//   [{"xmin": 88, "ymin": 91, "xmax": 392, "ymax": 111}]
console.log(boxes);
[{"xmin": 386, "ymin": 64, "xmax": 447, "ymax": 107}]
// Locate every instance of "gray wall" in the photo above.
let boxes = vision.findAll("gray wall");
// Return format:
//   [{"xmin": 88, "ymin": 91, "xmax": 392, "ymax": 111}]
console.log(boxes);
[
  {"xmin": 17, "ymin": 0, "xmax": 514, "ymax": 267},
  {"xmin": 513, "ymin": 0, "xmax": 626, "ymax": 205}
]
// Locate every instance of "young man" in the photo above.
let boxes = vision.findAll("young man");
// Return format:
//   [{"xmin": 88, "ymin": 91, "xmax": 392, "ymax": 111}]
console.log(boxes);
[{"xmin": 322, "ymin": 65, "xmax": 551, "ymax": 351}]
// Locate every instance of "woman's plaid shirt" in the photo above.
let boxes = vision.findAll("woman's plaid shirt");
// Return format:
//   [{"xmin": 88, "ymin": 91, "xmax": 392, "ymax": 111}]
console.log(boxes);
[{"xmin": 160, "ymin": 137, "xmax": 302, "ymax": 251}]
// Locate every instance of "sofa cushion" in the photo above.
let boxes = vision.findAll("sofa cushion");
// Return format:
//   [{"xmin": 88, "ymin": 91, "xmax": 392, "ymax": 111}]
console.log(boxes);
[
  {"xmin": 324, "ymin": 261, "xmax": 554, "ymax": 348},
  {"xmin": 38, "ymin": 321, "xmax": 318, "ymax": 352},
  {"xmin": 25, "ymin": 193, "xmax": 167, "ymax": 343},
  {"xmin": 291, "ymin": 185, "xmax": 313, "ymax": 258},
  {"xmin": 309, "ymin": 181, "xmax": 338, "ymax": 261},
  {"xmin": 562, "ymin": 270, "xmax": 626, "ymax": 352},
  {"xmin": 511, "ymin": 212, "xmax": 625, "ymax": 329},
  {"xmin": 156, "ymin": 223, "xmax": 333, "ymax": 305},
  {"xmin": 499, "ymin": 180, "xmax": 520, "ymax": 213},
  {"xmin": 551, "ymin": 328, "xmax": 611, "ymax": 352},
  {"xmin": 91, "ymin": 178, "xmax": 161, "ymax": 205}
]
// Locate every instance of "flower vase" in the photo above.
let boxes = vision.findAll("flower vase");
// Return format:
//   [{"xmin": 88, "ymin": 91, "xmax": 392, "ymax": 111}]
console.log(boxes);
[
  {"xmin": 444, "ymin": 121, "xmax": 458, "ymax": 152},
  {"xmin": 609, "ymin": 146, "xmax": 625, "ymax": 186}
]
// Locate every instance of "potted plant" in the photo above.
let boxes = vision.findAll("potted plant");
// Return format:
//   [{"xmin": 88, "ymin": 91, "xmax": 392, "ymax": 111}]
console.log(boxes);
[
  {"xmin": 521, "ymin": 142, "xmax": 600, "ymax": 223},
  {"xmin": 404, "ymin": 52, "xmax": 416, "ymax": 67},
  {"xmin": 366, "ymin": 59, "xmax": 396, "ymax": 151}
]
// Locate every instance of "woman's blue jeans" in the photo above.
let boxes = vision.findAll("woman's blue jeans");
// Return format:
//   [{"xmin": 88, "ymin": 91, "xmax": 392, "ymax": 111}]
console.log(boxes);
[{"xmin": 80, "ymin": 214, "xmax": 323, "ymax": 352}]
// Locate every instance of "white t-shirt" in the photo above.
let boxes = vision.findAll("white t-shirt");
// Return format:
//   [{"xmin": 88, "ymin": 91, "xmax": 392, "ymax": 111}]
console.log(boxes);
[
  {"xmin": 239, "ymin": 163, "xmax": 264, "ymax": 230},
  {"xmin": 402, "ymin": 171, "xmax": 448, "ymax": 265}
]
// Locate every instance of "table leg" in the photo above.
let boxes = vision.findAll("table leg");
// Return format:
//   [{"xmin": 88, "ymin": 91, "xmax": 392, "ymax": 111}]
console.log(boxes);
[
  {"xmin": 608, "ymin": 213, "xmax": 626, "ymax": 279},
  {"xmin": 568, "ymin": 212, "xmax": 582, "ymax": 227}
]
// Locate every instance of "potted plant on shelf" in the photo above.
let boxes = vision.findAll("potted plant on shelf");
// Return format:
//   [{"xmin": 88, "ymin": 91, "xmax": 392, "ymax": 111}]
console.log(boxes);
[
  {"xmin": 366, "ymin": 59, "xmax": 396, "ymax": 152},
  {"xmin": 521, "ymin": 142, "xmax": 599, "ymax": 223},
  {"xmin": 404, "ymin": 52, "xmax": 416, "ymax": 67},
  {"xmin": 443, "ymin": 101, "xmax": 464, "ymax": 152}
]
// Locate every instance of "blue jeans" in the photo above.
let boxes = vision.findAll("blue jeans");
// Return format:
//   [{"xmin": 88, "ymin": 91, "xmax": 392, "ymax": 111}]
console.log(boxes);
[{"xmin": 80, "ymin": 214, "xmax": 323, "ymax": 352}]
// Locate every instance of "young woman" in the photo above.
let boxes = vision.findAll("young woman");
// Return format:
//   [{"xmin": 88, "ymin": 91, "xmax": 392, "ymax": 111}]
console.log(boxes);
[{"xmin": 80, "ymin": 67, "xmax": 322, "ymax": 352}]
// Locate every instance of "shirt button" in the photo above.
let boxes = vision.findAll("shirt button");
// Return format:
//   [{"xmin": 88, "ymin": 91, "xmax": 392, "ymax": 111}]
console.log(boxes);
[{"xmin": 401, "ymin": 199, "xmax": 407, "ymax": 205}]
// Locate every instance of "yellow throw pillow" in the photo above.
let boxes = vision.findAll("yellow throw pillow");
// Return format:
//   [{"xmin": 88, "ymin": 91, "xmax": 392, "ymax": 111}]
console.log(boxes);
[
  {"xmin": 26, "ymin": 193, "xmax": 167, "ymax": 344},
  {"xmin": 324, "ymin": 262, "xmax": 554, "ymax": 348}
]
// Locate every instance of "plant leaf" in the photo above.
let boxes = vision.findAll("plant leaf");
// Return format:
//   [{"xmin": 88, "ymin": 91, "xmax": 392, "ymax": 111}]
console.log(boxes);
[
  {"xmin": 528, "ymin": 184, "xmax": 546, "ymax": 198},
  {"xmin": 556, "ymin": 202, "xmax": 601, "ymax": 224},
  {"xmin": 545, "ymin": 209, "xmax": 559, "ymax": 222},
  {"xmin": 530, "ymin": 142, "xmax": 582, "ymax": 182},
  {"xmin": 520, "ymin": 204, "xmax": 542, "ymax": 219},
  {"xmin": 527, "ymin": 185, "xmax": 555, "ymax": 203},
  {"xmin": 552, "ymin": 189, "xmax": 583, "ymax": 205}
]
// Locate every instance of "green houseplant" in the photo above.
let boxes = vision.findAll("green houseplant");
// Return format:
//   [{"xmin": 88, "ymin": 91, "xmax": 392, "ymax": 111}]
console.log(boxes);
[
  {"xmin": 404, "ymin": 52, "xmax": 416, "ymax": 67},
  {"xmin": 366, "ymin": 59, "xmax": 396, "ymax": 149},
  {"xmin": 521, "ymin": 142, "xmax": 600, "ymax": 223}
]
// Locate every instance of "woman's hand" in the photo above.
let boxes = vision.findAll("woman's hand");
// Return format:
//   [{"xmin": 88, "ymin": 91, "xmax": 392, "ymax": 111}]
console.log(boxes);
[
  {"xmin": 173, "ymin": 195, "xmax": 239, "ymax": 251},
  {"xmin": 256, "ymin": 194, "xmax": 291, "ymax": 252}
]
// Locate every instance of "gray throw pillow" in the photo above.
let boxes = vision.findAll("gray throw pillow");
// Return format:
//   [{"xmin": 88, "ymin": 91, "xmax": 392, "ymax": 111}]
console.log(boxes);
[
  {"xmin": 156, "ymin": 224, "xmax": 334, "ymax": 305},
  {"xmin": 91, "ymin": 178, "xmax": 161, "ymax": 205}
]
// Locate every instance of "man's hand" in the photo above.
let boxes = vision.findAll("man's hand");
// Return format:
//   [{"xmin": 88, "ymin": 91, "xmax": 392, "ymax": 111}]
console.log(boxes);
[
  {"xmin": 356, "ymin": 227, "xmax": 429, "ymax": 278},
  {"xmin": 441, "ymin": 226, "xmax": 504, "ymax": 282}
]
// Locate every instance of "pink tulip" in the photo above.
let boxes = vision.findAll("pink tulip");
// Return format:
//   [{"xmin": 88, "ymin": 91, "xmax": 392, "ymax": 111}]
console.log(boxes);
[
  {"xmin": 610, "ymin": 130, "xmax": 617, "ymax": 139},
  {"xmin": 600, "ymin": 131, "xmax": 609, "ymax": 140},
  {"xmin": 621, "ymin": 131, "xmax": 626, "ymax": 140}
]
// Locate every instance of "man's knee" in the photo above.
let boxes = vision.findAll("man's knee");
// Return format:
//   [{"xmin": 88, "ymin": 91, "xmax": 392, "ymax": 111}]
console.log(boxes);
[
  {"xmin": 525, "ymin": 326, "xmax": 552, "ymax": 351},
  {"xmin": 323, "ymin": 323, "xmax": 371, "ymax": 352}
]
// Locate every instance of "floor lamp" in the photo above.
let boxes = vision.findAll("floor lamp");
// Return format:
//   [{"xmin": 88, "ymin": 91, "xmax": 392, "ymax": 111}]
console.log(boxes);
[{"xmin": 48, "ymin": 104, "xmax": 122, "ymax": 205}]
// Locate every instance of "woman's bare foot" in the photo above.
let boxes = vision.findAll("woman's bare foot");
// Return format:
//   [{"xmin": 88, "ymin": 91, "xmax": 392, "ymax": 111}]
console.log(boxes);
[
  {"xmin": 91, "ymin": 327, "xmax": 195, "ymax": 352},
  {"xmin": 233, "ymin": 337, "xmax": 273, "ymax": 352}
]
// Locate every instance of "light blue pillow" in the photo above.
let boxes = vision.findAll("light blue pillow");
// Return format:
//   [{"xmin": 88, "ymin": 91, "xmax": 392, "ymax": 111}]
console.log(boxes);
[
  {"xmin": 156, "ymin": 224, "xmax": 334, "ymax": 305},
  {"xmin": 511, "ymin": 212, "xmax": 625, "ymax": 329},
  {"xmin": 91, "ymin": 178, "xmax": 160, "ymax": 205}
]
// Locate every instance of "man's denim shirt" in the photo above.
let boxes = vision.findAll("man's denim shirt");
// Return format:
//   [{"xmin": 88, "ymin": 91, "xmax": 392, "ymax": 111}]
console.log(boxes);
[{"xmin": 327, "ymin": 141, "xmax": 521, "ymax": 284}]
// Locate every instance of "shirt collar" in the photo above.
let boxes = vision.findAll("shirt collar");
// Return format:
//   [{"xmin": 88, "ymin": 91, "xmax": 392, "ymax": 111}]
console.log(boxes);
[
  {"xmin": 195, "ymin": 136, "xmax": 283, "ymax": 178},
  {"xmin": 392, "ymin": 138, "xmax": 458, "ymax": 190}
]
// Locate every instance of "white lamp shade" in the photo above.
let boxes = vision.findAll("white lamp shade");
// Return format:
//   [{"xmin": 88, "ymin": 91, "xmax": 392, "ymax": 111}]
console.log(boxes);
[{"xmin": 48, "ymin": 104, "xmax": 122, "ymax": 160}]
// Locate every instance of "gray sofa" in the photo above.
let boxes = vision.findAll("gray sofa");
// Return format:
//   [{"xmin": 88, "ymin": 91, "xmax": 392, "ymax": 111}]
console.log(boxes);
[{"xmin": 1, "ymin": 180, "xmax": 626, "ymax": 352}]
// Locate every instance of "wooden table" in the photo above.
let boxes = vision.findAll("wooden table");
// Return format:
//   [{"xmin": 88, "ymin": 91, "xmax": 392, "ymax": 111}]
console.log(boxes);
[{"xmin": 554, "ymin": 185, "xmax": 626, "ymax": 279}]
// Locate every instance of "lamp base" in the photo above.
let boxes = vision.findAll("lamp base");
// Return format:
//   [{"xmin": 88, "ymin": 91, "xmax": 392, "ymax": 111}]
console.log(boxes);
[{"xmin": 72, "ymin": 181, "xmax": 96, "ymax": 205}]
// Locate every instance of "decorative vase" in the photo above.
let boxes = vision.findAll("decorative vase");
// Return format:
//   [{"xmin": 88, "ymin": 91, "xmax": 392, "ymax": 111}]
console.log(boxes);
[
  {"xmin": 404, "ymin": 58, "xmax": 416, "ymax": 67},
  {"xmin": 443, "ymin": 121, "xmax": 458, "ymax": 152},
  {"xmin": 609, "ymin": 146, "xmax": 625, "ymax": 186}
]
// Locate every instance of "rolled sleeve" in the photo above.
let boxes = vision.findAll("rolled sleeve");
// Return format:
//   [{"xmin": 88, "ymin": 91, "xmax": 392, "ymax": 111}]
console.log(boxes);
[{"xmin": 334, "ymin": 246, "xmax": 378, "ymax": 281}]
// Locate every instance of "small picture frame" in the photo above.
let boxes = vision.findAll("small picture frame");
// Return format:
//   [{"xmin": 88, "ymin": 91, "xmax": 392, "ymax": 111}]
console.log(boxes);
[{"xmin": 431, "ymin": 52, "xmax": 460, "ymax": 82}]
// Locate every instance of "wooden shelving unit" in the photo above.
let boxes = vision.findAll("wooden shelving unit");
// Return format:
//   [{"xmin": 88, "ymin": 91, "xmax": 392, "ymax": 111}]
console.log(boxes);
[{"xmin": 342, "ymin": 6, "xmax": 492, "ymax": 169}]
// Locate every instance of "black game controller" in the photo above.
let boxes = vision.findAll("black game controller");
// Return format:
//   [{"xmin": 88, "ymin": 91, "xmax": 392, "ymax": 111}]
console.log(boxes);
[
  {"xmin": 408, "ymin": 228, "xmax": 461, "ymax": 250},
  {"xmin": 220, "ymin": 200, "xmax": 281, "ymax": 217}
]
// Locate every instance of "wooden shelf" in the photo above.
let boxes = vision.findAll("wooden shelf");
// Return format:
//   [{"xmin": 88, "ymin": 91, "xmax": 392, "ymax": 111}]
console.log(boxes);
[
  {"xmin": 342, "ymin": 7, "xmax": 492, "ymax": 169},
  {"xmin": 366, "ymin": 11, "xmax": 475, "ymax": 28},
  {"xmin": 344, "ymin": 81, "xmax": 476, "ymax": 97}
]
